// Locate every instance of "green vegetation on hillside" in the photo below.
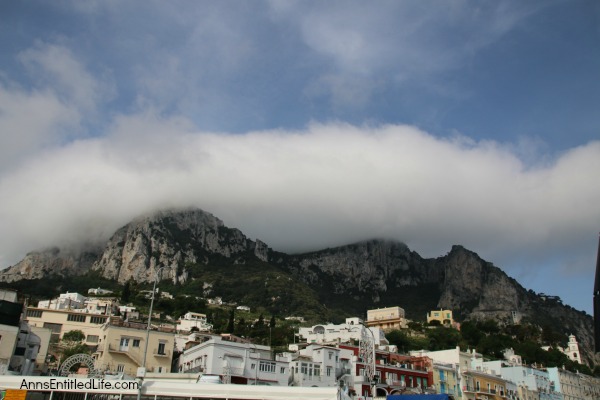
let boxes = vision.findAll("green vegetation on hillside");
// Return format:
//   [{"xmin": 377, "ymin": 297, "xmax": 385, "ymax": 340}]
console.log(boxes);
[{"xmin": 385, "ymin": 320, "xmax": 596, "ymax": 376}]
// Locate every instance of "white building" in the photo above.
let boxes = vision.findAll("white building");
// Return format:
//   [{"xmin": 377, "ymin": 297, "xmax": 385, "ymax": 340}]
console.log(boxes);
[
  {"xmin": 37, "ymin": 292, "xmax": 87, "ymax": 310},
  {"xmin": 563, "ymin": 335, "xmax": 582, "ymax": 364},
  {"xmin": 87, "ymin": 288, "xmax": 113, "ymax": 295},
  {"xmin": 0, "ymin": 289, "xmax": 50, "ymax": 376},
  {"xmin": 484, "ymin": 363, "xmax": 561, "ymax": 400},
  {"xmin": 176, "ymin": 312, "xmax": 213, "ymax": 333},
  {"xmin": 541, "ymin": 335, "xmax": 582, "ymax": 365},
  {"xmin": 119, "ymin": 306, "xmax": 140, "ymax": 320},
  {"xmin": 178, "ymin": 335, "xmax": 289, "ymax": 386},
  {"xmin": 546, "ymin": 367, "xmax": 585, "ymax": 400},
  {"xmin": 298, "ymin": 317, "xmax": 384, "ymax": 346},
  {"xmin": 84, "ymin": 297, "xmax": 118, "ymax": 315},
  {"xmin": 411, "ymin": 346, "xmax": 483, "ymax": 400},
  {"xmin": 289, "ymin": 344, "xmax": 347, "ymax": 387}
]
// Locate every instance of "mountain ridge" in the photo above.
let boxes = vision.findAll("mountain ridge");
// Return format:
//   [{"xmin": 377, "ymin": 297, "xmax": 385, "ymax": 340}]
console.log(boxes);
[{"xmin": 0, "ymin": 207, "xmax": 595, "ymax": 365}]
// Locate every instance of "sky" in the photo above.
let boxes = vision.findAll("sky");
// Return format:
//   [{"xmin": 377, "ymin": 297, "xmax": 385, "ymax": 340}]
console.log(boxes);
[{"xmin": 0, "ymin": 1, "xmax": 599, "ymax": 314}]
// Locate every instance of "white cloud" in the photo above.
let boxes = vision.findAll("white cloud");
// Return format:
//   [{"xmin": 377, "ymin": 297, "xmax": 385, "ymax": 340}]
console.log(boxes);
[
  {"xmin": 18, "ymin": 41, "xmax": 112, "ymax": 112},
  {"xmin": 1, "ymin": 117, "xmax": 598, "ymax": 287},
  {"xmin": 268, "ymin": 1, "xmax": 544, "ymax": 106},
  {"xmin": 0, "ymin": 84, "xmax": 79, "ymax": 171},
  {"xmin": 0, "ymin": 41, "xmax": 113, "ymax": 172}
]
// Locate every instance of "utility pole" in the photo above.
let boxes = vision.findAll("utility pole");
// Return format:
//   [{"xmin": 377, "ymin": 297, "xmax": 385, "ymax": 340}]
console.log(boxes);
[
  {"xmin": 594, "ymin": 233, "xmax": 600, "ymax": 353},
  {"xmin": 137, "ymin": 266, "xmax": 166, "ymax": 400}
]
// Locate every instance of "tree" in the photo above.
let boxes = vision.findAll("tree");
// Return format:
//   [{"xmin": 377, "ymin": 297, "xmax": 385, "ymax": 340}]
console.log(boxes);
[
  {"xmin": 56, "ymin": 330, "xmax": 90, "ymax": 366},
  {"xmin": 227, "ymin": 309, "xmax": 235, "ymax": 333},
  {"xmin": 426, "ymin": 327, "xmax": 461, "ymax": 351},
  {"xmin": 121, "ymin": 280, "xmax": 131, "ymax": 303},
  {"xmin": 63, "ymin": 330, "xmax": 85, "ymax": 343}
]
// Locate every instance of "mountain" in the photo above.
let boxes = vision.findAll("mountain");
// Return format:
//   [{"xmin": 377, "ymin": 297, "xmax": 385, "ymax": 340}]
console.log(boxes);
[{"xmin": 0, "ymin": 207, "xmax": 596, "ymax": 365}]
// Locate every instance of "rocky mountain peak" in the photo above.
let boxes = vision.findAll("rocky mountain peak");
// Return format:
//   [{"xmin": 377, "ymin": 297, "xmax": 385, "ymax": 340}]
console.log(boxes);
[{"xmin": 91, "ymin": 207, "xmax": 269, "ymax": 283}]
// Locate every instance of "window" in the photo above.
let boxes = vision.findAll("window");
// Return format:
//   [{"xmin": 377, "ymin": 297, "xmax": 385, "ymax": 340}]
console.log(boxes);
[
  {"xmin": 117, "ymin": 364, "xmax": 124, "ymax": 373},
  {"xmin": 67, "ymin": 314, "xmax": 86, "ymax": 322},
  {"xmin": 157, "ymin": 341, "xmax": 166, "ymax": 355},
  {"xmin": 86, "ymin": 335, "xmax": 99, "ymax": 343},
  {"xmin": 327, "ymin": 366, "xmax": 332, "ymax": 376},
  {"xmin": 90, "ymin": 316, "xmax": 106, "ymax": 324},
  {"xmin": 314, "ymin": 365, "xmax": 320, "ymax": 376},
  {"xmin": 328, "ymin": 352, "xmax": 333, "ymax": 360},
  {"xmin": 43, "ymin": 322, "xmax": 62, "ymax": 343},
  {"xmin": 301, "ymin": 363, "xmax": 308, "ymax": 374},
  {"xmin": 280, "ymin": 367, "xmax": 285, "ymax": 374},
  {"xmin": 259, "ymin": 361, "xmax": 276, "ymax": 373},
  {"xmin": 133, "ymin": 339, "xmax": 140, "ymax": 347},
  {"xmin": 27, "ymin": 309, "xmax": 43, "ymax": 318}
]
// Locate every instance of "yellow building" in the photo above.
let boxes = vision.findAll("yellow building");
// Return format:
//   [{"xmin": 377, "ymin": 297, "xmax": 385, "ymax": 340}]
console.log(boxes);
[
  {"xmin": 94, "ymin": 322, "xmax": 175, "ymax": 376},
  {"xmin": 432, "ymin": 363, "xmax": 460, "ymax": 398},
  {"xmin": 25, "ymin": 307, "xmax": 107, "ymax": 346},
  {"xmin": 462, "ymin": 369, "xmax": 509, "ymax": 400},
  {"xmin": 427, "ymin": 309, "xmax": 454, "ymax": 326},
  {"xmin": 366, "ymin": 306, "xmax": 407, "ymax": 331}
]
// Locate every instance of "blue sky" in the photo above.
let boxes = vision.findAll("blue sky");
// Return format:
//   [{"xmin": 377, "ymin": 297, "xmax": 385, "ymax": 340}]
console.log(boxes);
[{"xmin": 0, "ymin": 1, "xmax": 599, "ymax": 314}]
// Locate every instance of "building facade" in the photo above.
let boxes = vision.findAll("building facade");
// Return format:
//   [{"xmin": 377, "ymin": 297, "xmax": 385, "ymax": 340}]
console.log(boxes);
[
  {"xmin": 176, "ymin": 312, "xmax": 213, "ymax": 333},
  {"xmin": 366, "ymin": 307, "xmax": 407, "ymax": 331},
  {"xmin": 298, "ymin": 317, "xmax": 383, "ymax": 345},
  {"xmin": 94, "ymin": 322, "xmax": 175, "ymax": 376},
  {"xmin": 462, "ymin": 368, "xmax": 509, "ymax": 400},
  {"xmin": 427, "ymin": 309, "xmax": 454, "ymax": 326},
  {"xmin": 546, "ymin": 367, "xmax": 586, "ymax": 400},
  {"xmin": 432, "ymin": 362, "xmax": 460, "ymax": 397},
  {"xmin": 178, "ymin": 334, "xmax": 289, "ymax": 386},
  {"xmin": 25, "ymin": 307, "xmax": 108, "ymax": 345}
]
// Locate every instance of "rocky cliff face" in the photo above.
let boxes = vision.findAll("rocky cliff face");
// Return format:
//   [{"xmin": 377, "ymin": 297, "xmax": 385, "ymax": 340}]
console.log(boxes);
[
  {"xmin": 91, "ymin": 208, "xmax": 269, "ymax": 283},
  {"xmin": 0, "ymin": 245, "xmax": 101, "ymax": 282},
  {"xmin": 1, "ymin": 207, "xmax": 596, "ymax": 364},
  {"xmin": 275, "ymin": 243, "xmax": 596, "ymax": 365}
]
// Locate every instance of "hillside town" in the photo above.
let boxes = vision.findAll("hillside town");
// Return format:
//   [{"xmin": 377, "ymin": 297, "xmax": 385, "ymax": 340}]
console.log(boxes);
[{"xmin": 1, "ymin": 287, "xmax": 599, "ymax": 400}]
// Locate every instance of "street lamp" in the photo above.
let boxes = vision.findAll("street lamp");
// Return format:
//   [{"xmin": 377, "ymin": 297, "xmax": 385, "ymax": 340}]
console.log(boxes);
[
  {"xmin": 358, "ymin": 322, "xmax": 377, "ymax": 399},
  {"xmin": 137, "ymin": 266, "xmax": 166, "ymax": 400}
]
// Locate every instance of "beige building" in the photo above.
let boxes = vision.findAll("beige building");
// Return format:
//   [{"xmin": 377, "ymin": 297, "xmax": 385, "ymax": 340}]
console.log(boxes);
[
  {"xmin": 25, "ymin": 307, "xmax": 108, "ymax": 345},
  {"xmin": 94, "ymin": 322, "xmax": 175, "ymax": 376},
  {"xmin": 0, "ymin": 324, "xmax": 19, "ymax": 373},
  {"xmin": 427, "ymin": 309, "xmax": 454, "ymax": 326},
  {"xmin": 462, "ymin": 368, "xmax": 509, "ymax": 400},
  {"xmin": 366, "ymin": 306, "xmax": 407, "ymax": 331}
]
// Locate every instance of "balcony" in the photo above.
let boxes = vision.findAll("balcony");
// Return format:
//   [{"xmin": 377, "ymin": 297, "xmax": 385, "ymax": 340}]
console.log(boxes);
[
  {"xmin": 463, "ymin": 386, "xmax": 504, "ymax": 397},
  {"xmin": 336, "ymin": 367, "xmax": 352, "ymax": 378},
  {"xmin": 153, "ymin": 348, "xmax": 171, "ymax": 357},
  {"xmin": 106, "ymin": 341, "xmax": 143, "ymax": 366}
]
